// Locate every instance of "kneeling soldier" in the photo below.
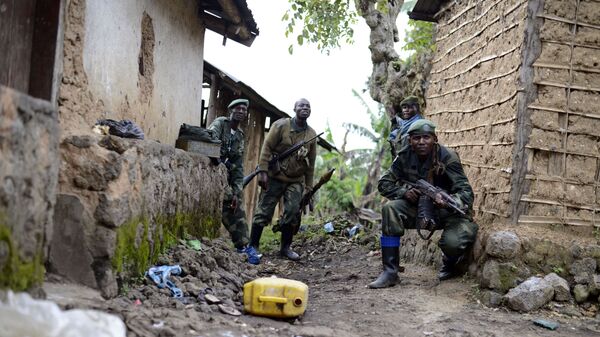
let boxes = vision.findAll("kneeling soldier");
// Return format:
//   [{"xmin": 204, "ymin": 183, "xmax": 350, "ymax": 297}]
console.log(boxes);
[{"xmin": 369, "ymin": 119, "xmax": 478, "ymax": 288}]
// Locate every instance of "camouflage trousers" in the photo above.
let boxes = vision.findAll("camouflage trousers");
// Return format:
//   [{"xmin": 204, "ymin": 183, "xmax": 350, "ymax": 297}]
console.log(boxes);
[
  {"xmin": 222, "ymin": 196, "xmax": 249, "ymax": 249},
  {"xmin": 381, "ymin": 199, "xmax": 478, "ymax": 257},
  {"xmin": 252, "ymin": 178, "xmax": 303, "ymax": 230}
]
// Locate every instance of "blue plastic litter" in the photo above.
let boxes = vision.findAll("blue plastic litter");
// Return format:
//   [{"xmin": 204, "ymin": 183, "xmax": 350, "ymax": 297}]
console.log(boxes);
[
  {"xmin": 323, "ymin": 222, "xmax": 335, "ymax": 233},
  {"xmin": 146, "ymin": 265, "xmax": 183, "ymax": 298},
  {"xmin": 346, "ymin": 224, "xmax": 363, "ymax": 237}
]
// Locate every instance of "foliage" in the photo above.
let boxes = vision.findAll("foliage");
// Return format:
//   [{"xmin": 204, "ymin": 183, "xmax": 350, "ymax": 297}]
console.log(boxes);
[
  {"xmin": 312, "ymin": 90, "xmax": 392, "ymax": 215},
  {"xmin": 403, "ymin": 19, "xmax": 435, "ymax": 54},
  {"xmin": 283, "ymin": 1, "xmax": 422, "ymax": 55},
  {"xmin": 283, "ymin": 0, "xmax": 358, "ymax": 55}
]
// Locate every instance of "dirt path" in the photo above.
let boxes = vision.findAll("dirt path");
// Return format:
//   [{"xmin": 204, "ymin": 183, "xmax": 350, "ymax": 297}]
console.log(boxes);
[{"xmin": 43, "ymin": 236, "xmax": 600, "ymax": 337}]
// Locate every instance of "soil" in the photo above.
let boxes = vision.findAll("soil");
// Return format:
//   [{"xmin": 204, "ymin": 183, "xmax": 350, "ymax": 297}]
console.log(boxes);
[{"xmin": 41, "ymin": 223, "xmax": 600, "ymax": 337}]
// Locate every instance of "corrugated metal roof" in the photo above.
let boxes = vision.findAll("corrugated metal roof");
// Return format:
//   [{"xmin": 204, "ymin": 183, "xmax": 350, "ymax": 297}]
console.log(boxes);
[
  {"xmin": 199, "ymin": 0, "xmax": 259, "ymax": 46},
  {"xmin": 203, "ymin": 61, "xmax": 338, "ymax": 152},
  {"xmin": 408, "ymin": 0, "xmax": 448, "ymax": 22}
]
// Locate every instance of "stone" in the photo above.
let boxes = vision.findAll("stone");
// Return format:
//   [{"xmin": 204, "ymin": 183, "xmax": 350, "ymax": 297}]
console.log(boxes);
[
  {"xmin": 89, "ymin": 226, "xmax": 117, "ymax": 258},
  {"xmin": 543, "ymin": 273, "xmax": 571, "ymax": 302},
  {"xmin": 481, "ymin": 260, "xmax": 526, "ymax": 292},
  {"xmin": 94, "ymin": 193, "xmax": 131, "ymax": 228},
  {"xmin": 49, "ymin": 194, "xmax": 97, "ymax": 288},
  {"xmin": 485, "ymin": 231, "xmax": 521, "ymax": 259},
  {"xmin": 570, "ymin": 257, "xmax": 597, "ymax": 277},
  {"xmin": 588, "ymin": 274, "xmax": 600, "ymax": 296},
  {"xmin": 481, "ymin": 290, "xmax": 503, "ymax": 307},
  {"xmin": 504, "ymin": 277, "xmax": 554, "ymax": 312},
  {"xmin": 0, "ymin": 86, "xmax": 59, "ymax": 290},
  {"xmin": 183, "ymin": 282, "xmax": 203, "ymax": 297},
  {"xmin": 573, "ymin": 284, "xmax": 590, "ymax": 303},
  {"xmin": 65, "ymin": 135, "xmax": 94, "ymax": 148},
  {"xmin": 50, "ymin": 134, "xmax": 228, "ymax": 297}
]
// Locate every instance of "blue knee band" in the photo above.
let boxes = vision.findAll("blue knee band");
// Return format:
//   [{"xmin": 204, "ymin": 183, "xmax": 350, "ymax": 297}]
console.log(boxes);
[{"xmin": 380, "ymin": 236, "xmax": 400, "ymax": 247}]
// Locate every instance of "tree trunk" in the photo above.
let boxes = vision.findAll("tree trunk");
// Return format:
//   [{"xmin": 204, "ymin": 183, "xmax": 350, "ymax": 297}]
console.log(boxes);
[{"xmin": 357, "ymin": 0, "xmax": 432, "ymax": 117}]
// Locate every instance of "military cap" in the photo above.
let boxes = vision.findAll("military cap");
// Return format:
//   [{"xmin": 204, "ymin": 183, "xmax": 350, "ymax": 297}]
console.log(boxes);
[
  {"xmin": 228, "ymin": 98, "xmax": 249, "ymax": 109},
  {"xmin": 407, "ymin": 119, "xmax": 436, "ymax": 135},
  {"xmin": 400, "ymin": 96, "xmax": 419, "ymax": 107}
]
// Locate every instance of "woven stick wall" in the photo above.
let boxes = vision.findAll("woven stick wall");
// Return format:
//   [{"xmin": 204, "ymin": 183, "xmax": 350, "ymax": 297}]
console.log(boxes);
[
  {"xmin": 522, "ymin": 0, "xmax": 600, "ymax": 228},
  {"xmin": 425, "ymin": 0, "xmax": 529, "ymax": 223},
  {"xmin": 425, "ymin": 0, "xmax": 600, "ymax": 229}
]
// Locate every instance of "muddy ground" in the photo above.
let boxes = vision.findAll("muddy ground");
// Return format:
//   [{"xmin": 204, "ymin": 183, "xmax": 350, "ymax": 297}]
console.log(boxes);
[{"xmin": 43, "ymin": 224, "xmax": 600, "ymax": 337}]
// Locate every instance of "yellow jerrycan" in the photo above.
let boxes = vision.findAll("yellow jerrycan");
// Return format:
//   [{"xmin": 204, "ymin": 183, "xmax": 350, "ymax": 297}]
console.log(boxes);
[{"xmin": 243, "ymin": 277, "xmax": 308, "ymax": 318}]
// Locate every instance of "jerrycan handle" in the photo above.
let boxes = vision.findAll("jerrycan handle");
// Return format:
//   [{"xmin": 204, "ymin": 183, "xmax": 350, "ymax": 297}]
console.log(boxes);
[{"xmin": 258, "ymin": 296, "xmax": 288, "ymax": 304}]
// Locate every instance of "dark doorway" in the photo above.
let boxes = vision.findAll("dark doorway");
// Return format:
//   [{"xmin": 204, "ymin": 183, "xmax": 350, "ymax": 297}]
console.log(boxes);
[{"xmin": 0, "ymin": 0, "xmax": 62, "ymax": 101}]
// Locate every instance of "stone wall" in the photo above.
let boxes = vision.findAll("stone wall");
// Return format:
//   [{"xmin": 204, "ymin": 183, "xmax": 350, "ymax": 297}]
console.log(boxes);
[
  {"xmin": 0, "ymin": 85, "xmax": 59, "ymax": 291},
  {"xmin": 48, "ymin": 134, "xmax": 227, "ymax": 298}
]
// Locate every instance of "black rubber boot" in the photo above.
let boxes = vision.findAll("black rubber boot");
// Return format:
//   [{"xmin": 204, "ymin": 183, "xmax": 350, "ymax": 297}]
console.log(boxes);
[
  {"xmin": 438, "ymin": 254, "xmax": 462, "ymax": 281},
  {"xmin": 249, "ymin": 224, "xmax": 264, "ymax": 250},
  {"xmin": 368, "ymin": 246, "xmax": 400, "ymax": 289},
  {"xmin": 280, "ymin": 225, "xmax": 300, "ymax": 261}
]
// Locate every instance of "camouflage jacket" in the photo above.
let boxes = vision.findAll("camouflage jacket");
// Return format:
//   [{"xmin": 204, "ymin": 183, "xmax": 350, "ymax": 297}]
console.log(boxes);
[
  {"xmin": 378, "ymin": 143, "xmax": 474, "ymax": 213},
  {"xmin": 208, "ymin": 117, "xmax": 245, "ymax": 199}
]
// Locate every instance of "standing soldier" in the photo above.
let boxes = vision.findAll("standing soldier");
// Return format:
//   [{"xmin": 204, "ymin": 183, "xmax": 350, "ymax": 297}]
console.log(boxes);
[
  {"xmin": 369, "ymin": 119, "xmax": 478, "ymax": 288},
  {"xmin": 208, "ymin": 98, "xmax": 260, "ymax": 265},
  {"xmin": 249, "ymin": 98, "xmax": 317, "ymax": 262}
]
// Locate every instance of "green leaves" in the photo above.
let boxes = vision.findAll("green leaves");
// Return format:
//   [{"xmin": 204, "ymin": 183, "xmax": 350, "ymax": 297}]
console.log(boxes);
[
  {"xmin": 403, "ymin": 19, "xmax": 435, "ymax": 54},
  {"xmin": 283, "ymin": 0, "xmax": 358, "ymax": 55}
]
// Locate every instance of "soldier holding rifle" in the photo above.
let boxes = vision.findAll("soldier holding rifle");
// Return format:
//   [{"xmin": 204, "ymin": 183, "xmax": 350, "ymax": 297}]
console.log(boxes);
[
  {"xmin": 249, "ymin": 98, "xmax": 318, "ymax": 263},
  {"xmin": 369, "ymin": 119, "xmax": 479, "ymax": 288},
  {"xmin": 207, "ymin": 98, "xmax": 260, "ymax": 265}
]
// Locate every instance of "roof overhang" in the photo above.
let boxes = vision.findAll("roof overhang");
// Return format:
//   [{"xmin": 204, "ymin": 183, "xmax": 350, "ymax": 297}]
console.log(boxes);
[
  {"xmin": 198, "ymin": 0, "xmax": 259, "ymax": 47},
  {"xmin": 408, "ymin": 0, "xmax": 448, "ymax": 22},
  {"xmin": 203, "ymin": 60, "xmax": 339, "ymax": 152}
]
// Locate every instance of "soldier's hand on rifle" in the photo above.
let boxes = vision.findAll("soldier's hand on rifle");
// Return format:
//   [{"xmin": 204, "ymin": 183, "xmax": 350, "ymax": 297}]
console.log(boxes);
[
  {"xmin": 230, "ymin": 195, "xmax": 238, "ymax": 210},
  {"xmin": 433, "ymin": 192, "xmax": 448, "ymax": 208},
  {"xmin": 404, "ymin": 188, "xmax": 421, "ymax": 203},
  {"xmin": 258, "ymin": 172, "xmax": 269, "ymax": 190}
]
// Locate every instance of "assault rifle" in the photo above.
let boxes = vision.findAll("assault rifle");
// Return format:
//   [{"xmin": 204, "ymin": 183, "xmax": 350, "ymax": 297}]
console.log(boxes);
[
  {"xmin": 273, "ymin": 168, "xmax": 336, "ymax": 234},
  {"xmin": 404, "ymin": 179, "xmax": 466, "ymax": 216},
  {"xmin": 242, "ymin": 132, "xmax": 323, "ymax": 189}
]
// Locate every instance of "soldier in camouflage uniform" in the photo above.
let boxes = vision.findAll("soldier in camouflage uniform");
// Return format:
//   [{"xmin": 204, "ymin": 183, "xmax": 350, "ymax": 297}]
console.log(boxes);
[
  {"xmin": 369, "ymin": 119, "xmax": 478, "ymax": 288},
  {"xmin": 388, "ymin": 96, "xmax": 423, "ymax": 157},
  {"xmin": 249, "ymin": 98, "xmax": 317, "ymax": 262},
  {"xmin": 208, "ymin": 98, "xmax": 260, "ymax": 265}
]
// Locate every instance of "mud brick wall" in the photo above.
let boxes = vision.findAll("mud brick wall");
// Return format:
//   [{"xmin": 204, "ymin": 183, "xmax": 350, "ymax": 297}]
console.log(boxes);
[
  {"xmin": 48, "ymin": 135, "xmax": 227, "ymax": 298},
  {"xmin": 521, "ymin": 0, "xmax": 600, "ymax": 227},
  {"xmin": 0, "ymin": 86, "xmax": 60, "ymax": 291},
  {"xmin": 425, "ymin": 0, "xmax": 529, "ymax": 223}
]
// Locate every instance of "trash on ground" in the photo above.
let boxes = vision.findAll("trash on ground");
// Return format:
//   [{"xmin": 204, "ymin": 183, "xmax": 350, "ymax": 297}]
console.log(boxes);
[
  {"xmin": 0, "ymin": 291, "xmax": 126, "ymax": 337},
  {"xmin": 345, "ymin": 224, "xmax": 363, "ymax": 237},
  {"xmin": 204, "ymin": 294, "xmax": 221, "ymax": 304},
  {"xmin": 95, "ymin": 119, "xmax": 144, "ymax": 139},
  {"xmin": 146, "ymin": 265, "xmax": 184, "ymax": 298},
  {"xmin": 186, "ymin": 239, "xmax": 202, "ymax": 251},
  {"xmin": 533, "ymin": 318, "xmax": 559, "ymax": 330},
  {"xmin": 323, "ymin": 222, "xmax": 335, "ymax": 233},
  {"xmin": 218, "ymin": 304, "xmax": 242, "ymax": 316},
  {"xmin": 243, "ymin": 277, "xmax": 308, "ymax": 318}
]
